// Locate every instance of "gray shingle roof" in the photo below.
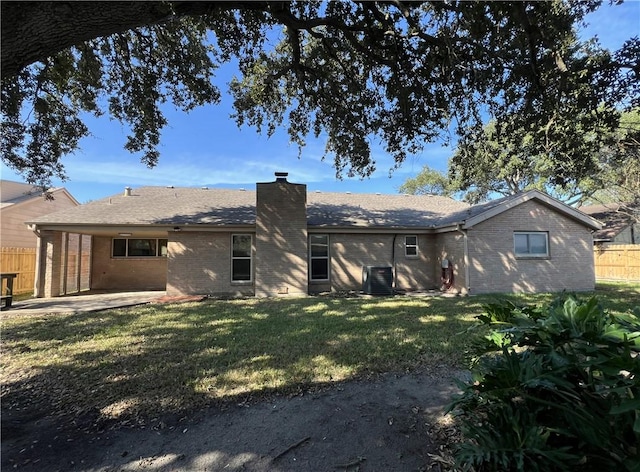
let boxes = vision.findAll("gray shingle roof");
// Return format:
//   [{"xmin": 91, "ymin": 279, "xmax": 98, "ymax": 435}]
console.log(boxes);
[
  {"xmin": 29, "ymin": 187, "xmax": 256, "ymax": 225},
  {"xmin": 29, "ymin": 185, "xmax": 470, "ymax": 228},
  {"xmin": 436, "ymin": 194, "xmax": 512, "ymax": 226},
  {"xmin": 308, "ymin": 191, "xmax": 469, "ymax": 227},
  {"xmin": 30, "ymin": 185, "xmax": 598, "ymax": 231},
  {"xmin": 1, "ymin": 180, "xmax": 61, "ymax": 208},
  {"xmin": 580, "ymin": 203, "xmax": 638, "ymax": 240}
]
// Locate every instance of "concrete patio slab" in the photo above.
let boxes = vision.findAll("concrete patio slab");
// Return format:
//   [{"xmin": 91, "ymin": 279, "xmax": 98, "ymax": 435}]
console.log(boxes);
[{"xmin": 0, "ymin": 291, "xmax": 165, "ymax": 316}]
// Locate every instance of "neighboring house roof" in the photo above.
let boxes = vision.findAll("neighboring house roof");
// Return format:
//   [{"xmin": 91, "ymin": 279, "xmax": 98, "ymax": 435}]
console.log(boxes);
[
  {"xmin": 0, "ymin": 180, "xmax": 79, "ymax": 210},
  {"xmin": 580, "ymin": 203, "xmax": 638, "ymax": 241},
  {"xmin": 28, "ymin": 186, "xmax": 601, "ymax": 232},
  {"xmin": 1, "ymin": 180, "xmax": 41, "ymax": 208}
]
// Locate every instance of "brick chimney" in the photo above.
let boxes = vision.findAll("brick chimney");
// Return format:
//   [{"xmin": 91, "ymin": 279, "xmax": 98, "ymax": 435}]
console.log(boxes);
[{"xmin": 255, "ymin": 172, "xmax": 308, "ymax": 297}]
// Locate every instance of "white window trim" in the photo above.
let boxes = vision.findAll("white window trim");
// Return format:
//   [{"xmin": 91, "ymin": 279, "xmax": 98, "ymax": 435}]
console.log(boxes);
[
  {"xmin": 309, "ymin": 234, "xmax": 330, "ymax": 282},
  {"xmin": 514, "ymin": 232, "xmax": 549, "ymax": 258},
  {"xmin": 112, "ymin": 238, "xmax": 168, "ymax": 258},
  {"xmin": 231, "ymin": 234, "xmax": 253, "ymax": 283},
  {"xmin": 405, "ymin": 235, "xmax": 419, "ymax": 258}
]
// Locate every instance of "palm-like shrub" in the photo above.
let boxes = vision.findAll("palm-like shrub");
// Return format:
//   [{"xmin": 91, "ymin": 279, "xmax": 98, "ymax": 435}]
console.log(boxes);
[{"xmin": 448, "ymin": 296, "xmax": 640, "ymax": 472}]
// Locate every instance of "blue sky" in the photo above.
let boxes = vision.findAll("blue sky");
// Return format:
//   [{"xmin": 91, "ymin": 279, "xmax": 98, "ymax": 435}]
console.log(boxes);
[{"xmin": 2, "ymin": 1, "xmax": 639, "ymax": 203}]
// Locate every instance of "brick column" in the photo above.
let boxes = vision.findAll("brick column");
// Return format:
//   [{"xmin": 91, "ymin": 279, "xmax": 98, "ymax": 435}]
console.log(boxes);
[
  {"xmin": 255, "ymin": 173, "xmax": 308, "ymax": 297},
  {"xmin": 35, "ymin": 230, "xmax": 63, "ymax": 298}
]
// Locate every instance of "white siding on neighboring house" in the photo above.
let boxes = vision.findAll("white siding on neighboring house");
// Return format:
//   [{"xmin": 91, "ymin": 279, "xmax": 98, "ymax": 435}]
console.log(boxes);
[{"xmin": 1, "ymin": 183, "xmax": 79, "ymax": 248}]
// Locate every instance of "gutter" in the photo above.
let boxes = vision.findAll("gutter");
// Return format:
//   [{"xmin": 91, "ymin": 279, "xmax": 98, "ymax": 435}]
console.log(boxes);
[
  {"xmin": 28, "ymin": 223, "xmax": 41, "ymax": 237},
  {"xmin": 455, "ymin": 224, "xmax": 470, "ymax": 294},
  {"xmin": 392, "ymin": 234, "xmax": 398, "ymax": 289}
]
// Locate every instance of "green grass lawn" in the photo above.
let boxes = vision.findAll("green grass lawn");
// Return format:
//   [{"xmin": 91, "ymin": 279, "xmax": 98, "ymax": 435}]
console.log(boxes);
[{"xmin": 2, "ymin": 288, "xmax": 638, "ymax": 422}]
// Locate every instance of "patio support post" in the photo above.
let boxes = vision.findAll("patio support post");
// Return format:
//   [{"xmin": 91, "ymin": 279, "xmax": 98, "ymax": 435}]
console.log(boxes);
[
  {"xmin": 62, "ymin": 232, "xmax": 69, "ymax": 295},
  {"xmin": 37, "ymin": 230, "xmax": 64, "ymax": 298},
  {"xmin": 76, "ymin": 234, "xmax": 82, "ymax": 293},
  {"xmin": 34, "ymin": 230, "xmax": 43, "ymax": 298}
]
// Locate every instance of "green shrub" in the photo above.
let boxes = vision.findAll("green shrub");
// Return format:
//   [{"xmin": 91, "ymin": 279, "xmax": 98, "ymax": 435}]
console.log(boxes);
[{"xmin": 448, "ymin": 295, "xmax": 640, "ymax": 472}]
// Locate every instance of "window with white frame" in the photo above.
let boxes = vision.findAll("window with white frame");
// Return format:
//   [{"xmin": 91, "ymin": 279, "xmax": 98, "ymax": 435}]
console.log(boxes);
[
  {"xmin": 112, "ymin": 238, "xmax": 168, "ymax": 257},
  {"xmin": 405, "ymin": 235, "xmax": 418, "ymax": 257},
  {"xmin": 231, "ymin": 234, "xmax": 252, "ymax": 281},
  {"xmin": 309, "ymin": 234, "xmax": 329, "ymax": 281},
  {"xmin": 514, "ymin": 232, "xmax": 549, "ymax": 257}
]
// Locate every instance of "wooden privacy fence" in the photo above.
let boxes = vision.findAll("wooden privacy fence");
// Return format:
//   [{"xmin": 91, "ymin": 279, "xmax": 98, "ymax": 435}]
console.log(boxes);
[
  {"xmin": 0, "ymin": 247, "xmax": 36, "ymax": 295},
  {"xmin": 593, "ymin": 244, "xmax": 640, "ymax": 282}
]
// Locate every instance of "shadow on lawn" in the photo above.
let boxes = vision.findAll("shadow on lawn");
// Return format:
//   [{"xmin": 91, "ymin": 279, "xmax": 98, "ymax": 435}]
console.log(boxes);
[
  {"xmin": 1, "ymin": 297, "xmax": 476, "ymax": 427},
  {"xmin": 3, "ymin": 289, "xmax": 635, "ymax": 429},
  {"xmin": 3, "ymin": 290, "xmax": 637, "ymax": 471}
]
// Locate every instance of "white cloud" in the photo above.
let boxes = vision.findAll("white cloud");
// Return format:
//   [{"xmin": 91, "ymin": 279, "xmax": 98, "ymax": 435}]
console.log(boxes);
[{"xmin": 55, "ymin": 148, "xmax": 336, "ymax": 188}]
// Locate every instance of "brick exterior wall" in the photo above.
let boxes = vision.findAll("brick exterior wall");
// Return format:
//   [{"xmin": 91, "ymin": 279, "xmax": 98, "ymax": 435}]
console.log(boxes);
[
  {"xmin": 91, "ymin": 236, "xmax": 167, "ymax": 291},
  {"xmin": 434, "ymin": 231, "xmax": 467, "ymax": 294},
  {"xmin": 466, "ymin": 200, "xmax": 595, "ymax": 293},
  {"xmin": 394, "ymin": 234, "xmax": 438, "ymax": 291},
  {"xmin": 32, "ymin": 187, "xmax": 597, "ymax": 298},
  {"xmin": 255, "ymin": 180, "xmax": 308, "ymax": 296},
  {"xmin": 320, "ymin": 233, "xmax": 437, "ymax": 292},
  {"xmin": 166, "ymin": 231, "xmax": 255, "ymax": 296}
]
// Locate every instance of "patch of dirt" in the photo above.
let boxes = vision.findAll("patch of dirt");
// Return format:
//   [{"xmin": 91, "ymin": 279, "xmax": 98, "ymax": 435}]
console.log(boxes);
[
  {"xmin": 152, "ymin": 295, "xmax": 208, "ymax": 304},
  {"xmin": 2, "ymin": 367, "xmax": 466, "ymax": 471}
]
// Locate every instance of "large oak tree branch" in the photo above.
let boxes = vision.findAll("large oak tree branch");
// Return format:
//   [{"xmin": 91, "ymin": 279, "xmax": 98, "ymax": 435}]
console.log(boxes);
[
  {"xmin": 2, "ymin": 1, "xmax": 443, "ymax": 79},
  {"xmin": 1, "ymin": 1, "xmax": 271, "ymax": 78}
]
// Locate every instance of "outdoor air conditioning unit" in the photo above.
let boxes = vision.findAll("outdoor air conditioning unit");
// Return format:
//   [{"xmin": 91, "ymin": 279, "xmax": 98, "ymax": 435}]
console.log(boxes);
[{"xmin": 362, "ymin": 266, "xmax": 393, "ymax": 295}]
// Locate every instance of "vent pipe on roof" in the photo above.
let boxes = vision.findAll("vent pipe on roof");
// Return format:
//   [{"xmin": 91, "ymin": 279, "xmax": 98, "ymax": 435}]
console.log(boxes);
[
  {"xmin": 275, "ymin": 172, "xmax": 288, "ymax": 182},
  {"xmin": 124, "ymin": 186, "xmax": 132, "ymax": 197}
]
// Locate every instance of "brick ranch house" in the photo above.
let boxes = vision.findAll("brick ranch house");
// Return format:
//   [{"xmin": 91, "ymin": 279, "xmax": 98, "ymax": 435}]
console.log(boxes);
[{"xmin": 27, "ymin": 173, "xmax": 602, "ymax": 298}]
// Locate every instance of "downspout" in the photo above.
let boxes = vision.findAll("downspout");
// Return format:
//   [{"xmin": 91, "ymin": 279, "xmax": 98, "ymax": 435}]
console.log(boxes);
[
  {"xmin": 455, "ymin": 224, "xmax": 470, "ymax": 295},
  {"xmin": 392, "ymin": 234, "xmax": 398, "ymax": 290},
  {"xmin": 29, "ymin": 224, "xmax": 43, "ymax": 298}
]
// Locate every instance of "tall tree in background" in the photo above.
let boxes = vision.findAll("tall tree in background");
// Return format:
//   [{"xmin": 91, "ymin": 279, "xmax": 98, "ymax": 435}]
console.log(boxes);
[
  {"xmin": 585, "ymin": 109, "xmax": 640, "ymax": 223},
  {"xmin": 1, "ymin": 1, "xmax": 638, "ymax": 188},
  {"xmin": 586, "ymin": 110, "xmax": 640, "ymax": 205},
  {"xmin": 400, "ymin": 109, "xmax": 640, "ymax": 206},
  {"xmin": 398, "ymin": 166, "xmax": 458, "ymax": 198}
]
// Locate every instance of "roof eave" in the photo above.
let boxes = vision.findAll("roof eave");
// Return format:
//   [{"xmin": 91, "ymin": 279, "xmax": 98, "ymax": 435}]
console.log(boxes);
[
  {"xmin": 29, "ymin": 222, "xmax": 255, "ymax": 234},
  {"xmin": 307, "ymin": 225, "xmax": 437, "ymax": 233}
]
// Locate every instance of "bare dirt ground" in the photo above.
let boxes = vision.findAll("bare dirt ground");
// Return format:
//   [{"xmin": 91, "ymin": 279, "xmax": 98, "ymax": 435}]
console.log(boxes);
[{"xmin": 2, "ymin": 366, "xmax": 465, "ymax": 472}]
